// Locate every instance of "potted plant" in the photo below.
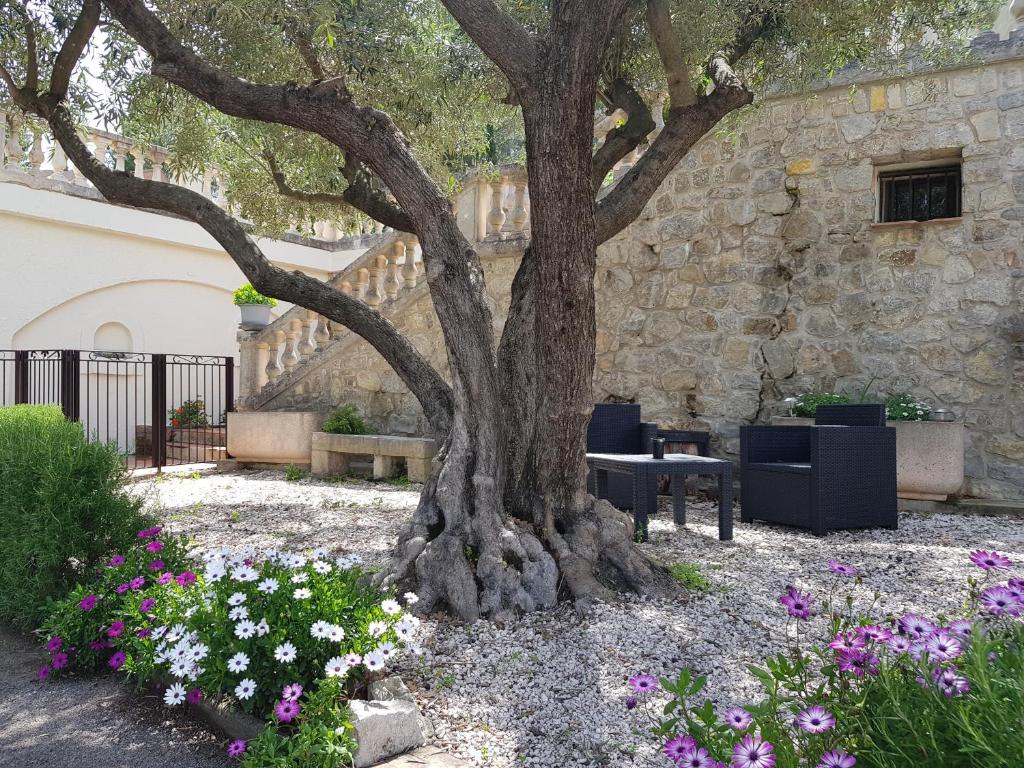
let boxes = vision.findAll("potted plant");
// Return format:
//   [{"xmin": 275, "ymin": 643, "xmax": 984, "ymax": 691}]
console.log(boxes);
[
  {"xmin": 233, "ymin": 283, "xmax": 277, "ymax": 330},
  {"xmin": 772, "ymin": 391, "xmax": 964, "ymax": 501}
]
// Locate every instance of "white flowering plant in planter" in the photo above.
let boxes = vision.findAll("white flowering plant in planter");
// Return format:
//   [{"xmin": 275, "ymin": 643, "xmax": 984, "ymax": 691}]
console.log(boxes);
[{"xmin": 38, "ymin": 528, "xmax": 421, "ymax": 763}]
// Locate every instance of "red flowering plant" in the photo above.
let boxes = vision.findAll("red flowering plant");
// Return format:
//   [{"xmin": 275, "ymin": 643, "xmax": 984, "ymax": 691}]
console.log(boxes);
[
  {"xmin": 629, "ymin": 555, "xmax": 1024, "ymax": 767},
  {"xmin": 37, "ymin": 526, "xmax": 191, "ymax": 678}
]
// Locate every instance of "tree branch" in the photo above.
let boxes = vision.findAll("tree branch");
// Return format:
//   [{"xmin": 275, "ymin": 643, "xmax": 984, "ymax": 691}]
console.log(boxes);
[
  {"xmin": 646, "ymin": 0, "xmax": 694, "ymax": 109},
  {"xmin": 291, "ymin": 32, "xmax": 325, "ymax": 80},
  {"xmin": 50, "ymin": 0, "xmax": 100, "ymax": 98},
  {"xmin": 263, "ymin": 150, "xmax": 414, "ymax": 234},
  {"xmin": 18, "ymin": 3, "xmax": 38, "ymax": 93},
  {"xmin": 438, "ymin": 0, "xmax": 537, "ymax": 96},
  {"xmin": 591, "ymin": 78, "xmax": 655, "ymax": 192}
]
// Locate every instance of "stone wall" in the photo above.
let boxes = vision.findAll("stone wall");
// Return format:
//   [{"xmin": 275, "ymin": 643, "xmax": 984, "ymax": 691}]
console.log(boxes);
[{"xmin": 264, "ymin": 43, "xmax": 1024, "ymax": 501}]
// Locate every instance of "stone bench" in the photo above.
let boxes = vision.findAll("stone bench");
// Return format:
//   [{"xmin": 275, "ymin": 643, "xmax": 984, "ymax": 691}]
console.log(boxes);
[{"xmin": 311, "ymin": 432, "xmax": 437, "ymax": 482}]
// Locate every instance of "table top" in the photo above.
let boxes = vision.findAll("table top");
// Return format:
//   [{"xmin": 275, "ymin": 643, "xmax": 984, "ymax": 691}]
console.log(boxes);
[{"xmin": 586, "ymin": 452, "xmax": 729, "ymax": 467}]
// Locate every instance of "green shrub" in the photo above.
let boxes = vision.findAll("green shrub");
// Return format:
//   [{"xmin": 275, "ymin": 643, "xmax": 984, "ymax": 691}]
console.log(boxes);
[
  {"xmin": 168, "ymin": 399, "xmax": 209, "ymax": 428},
  {"xmin": 285, "ymin": 463, "xmax": 307, "ymax": 482},
  {"xmin": 233, "ymin": 283, "xmax": 278, "ymax": 307},
  {"xmin": 790, "ymin": 392, "xmax": 851, "ymax": 417},
  {"xmin": 322, "ymin": 405, "xmax": 368, "ymax": 435},
  {"xmin": 669, "ymin": 563, "xmax": 711, "ymax": 593},
  {"xmin": 0, "ymin": 405, "xmax": 157, "ymax": 630},
  {"xmin": 885, "ymin": 393, "xmax": 930, "ymax": 421}
]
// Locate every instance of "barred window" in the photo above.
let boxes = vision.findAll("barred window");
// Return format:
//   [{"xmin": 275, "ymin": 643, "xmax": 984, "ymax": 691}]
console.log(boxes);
[{"xmin": 878, "ymin": 165, "xmax": 961, "ymax": 223}]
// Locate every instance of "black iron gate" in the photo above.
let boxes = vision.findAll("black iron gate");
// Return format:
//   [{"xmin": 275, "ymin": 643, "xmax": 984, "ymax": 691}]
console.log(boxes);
[{"xmin": 0, "ymin": 349, "xmax": 234, "ymax": 470}]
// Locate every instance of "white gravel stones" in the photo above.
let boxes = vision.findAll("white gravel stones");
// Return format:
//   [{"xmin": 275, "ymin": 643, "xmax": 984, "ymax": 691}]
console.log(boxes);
[{"xmin": 138, "ymin": 469, "xmax": 1024, "ymax": 767}]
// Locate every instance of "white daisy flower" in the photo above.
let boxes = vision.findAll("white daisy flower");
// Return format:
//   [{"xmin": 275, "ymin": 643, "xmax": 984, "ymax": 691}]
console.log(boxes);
[
  {"xmin": 395, "ymin": 624, "xmax": 416, "ymax": 641},
  {"xmin": 368, "ymin": 620, "xmax": 388, "ymax": 637},
  {"xmin": 407, "ymin": 644, "xmax": 424, "ymax": 656},
  {"xmin": 274, "ymin": 642, "xmax": 298, "ymax": 664},
  {"xmin": 380, "ymin": 599, "xmax": 402, "ymax": 616},
  {"xmin": 227, "ymin": 592, "xmax": 246, "ymax": 606},
  {"xmin": 397, "ymin": 615, "xmax": 420, "ymax": 631},
  {"xmin": 324, "ymin": 656, "xmax": 350, "ymax": 678},
  {"xmin": 204, "ymin": 562, "xmax": 226, "ymax": 582},
  {"xmin": 170, "ymin": 658, "xmax": 191, "ymax": 678},
  {"xmin": 232, "ymin": 566, "xmax": 259, "ymax": 582},
  {"xmin": 290, "ymin": 572, "xmax": 309, "ymax": 584},
  {"xmin": 163, "ymin": 683, "xmax": 187, "ymax": 706},
  {"xmin": 227, "ymin": 652, "xmax": 249, "ymax": 673},
  {"xmin": 234, "ymin": 620, "xmax": 257, "ymax": 639},
  {"xmin": 345, "ymin": 652, "xmax": 362, "ymax": 666},
  {"xmin": 234, "ymin": 678, "xmax": 257, "ymax": 700},
  {"xmin": 168, "ymin": 624, "xmax": 187, "ymax": 641},
  {"xmin": 334, "ymin": 555, "xmax": 353, "ymax": 569},
  {"xmin": 377, "ymin": 641, "xmax": 397, "ymax": 659},
  {"xmin": 293, "ymin": 588, "xmax": 312, "ymax": 600},
  {"xmin": 312, "ymin": 560, "xmax": 332, "ymax": 575},
  {"xmin": 326, "ymin": 624, "xmax": 346, "ymax": 642},
  {"xmin": 312, "ymin": 546, "xmax": 329, "ymax": 559},
  {"xmin": 255, "ymin": 618, "xmax": 270, "ymax": 637},
  {"xmin": 190, "ymin": 643, "xmax": 210, "ymax": 662},
  {"xmin": 287, "ymin": 554, "xmax": 307, "ymax": 569},
  {"xmin": 363, "ymin": 650, "xmax": 386, "ymax": 671},
  {"xmin": 152, "ymin": 626, "xmax": 168, "ymax": 640},
  {"xmin": 310, "ymin": 621, "xmax": 331, "ymax": 639},
  {"xmin": 403, "ymin": 592, "xmax": 420, "ymax": 605},
  {"xmin": 257, "ymin": 577, "xmax": 279, "ymax": 594},
  {"xmin": 229, "ymin": 605, "xmax": 249, "ymax": 622}
]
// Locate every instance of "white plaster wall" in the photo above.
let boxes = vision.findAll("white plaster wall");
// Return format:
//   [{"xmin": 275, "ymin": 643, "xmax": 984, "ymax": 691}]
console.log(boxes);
[{"xmin": 0, "ymin": 182, "xmax": 364, "ymax": 359}]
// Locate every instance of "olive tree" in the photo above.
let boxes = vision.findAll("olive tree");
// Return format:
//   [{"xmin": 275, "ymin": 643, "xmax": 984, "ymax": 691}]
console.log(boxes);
[{"xmin": 0, "ymin": 0, "xmax": 995, "ymax": 621}]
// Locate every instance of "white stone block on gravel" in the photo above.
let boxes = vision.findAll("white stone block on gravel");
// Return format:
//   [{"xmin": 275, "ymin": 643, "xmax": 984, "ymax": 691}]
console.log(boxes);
[{"xmin": 351, "ymin": 700, "xmax": 426, "ymax": 768}]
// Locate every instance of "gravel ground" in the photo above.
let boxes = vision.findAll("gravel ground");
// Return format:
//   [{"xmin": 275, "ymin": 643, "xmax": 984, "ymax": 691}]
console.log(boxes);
[{"xmin": 5, "ymin": 468, "xmax": 1022, "ymax": 768}]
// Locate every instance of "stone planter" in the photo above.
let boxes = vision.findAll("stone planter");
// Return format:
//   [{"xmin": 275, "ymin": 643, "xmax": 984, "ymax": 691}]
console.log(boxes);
[
  {"xmin": 238, "ymin": 303, "xmax": 273, "ymax": 330},
  {"xmin": 226, "ymin": 411, "xmax": 325, "ymax": 465},
  {"xmin": 770, "ymin": 416, "xmax": 965, "ymax": 500}
]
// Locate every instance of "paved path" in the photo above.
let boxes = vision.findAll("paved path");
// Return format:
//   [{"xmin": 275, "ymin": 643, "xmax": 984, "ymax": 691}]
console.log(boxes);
[{"xmin": 0, "ymin": 627, "xmax": 229, "ymax": 768}]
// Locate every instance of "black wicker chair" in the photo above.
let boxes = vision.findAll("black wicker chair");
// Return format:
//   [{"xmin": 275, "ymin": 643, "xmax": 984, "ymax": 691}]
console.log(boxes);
[
  {"xmin": 586, "ymin": 403, "xmax": 658, "ymax": 510},
  {"xmin": 739, "ymin": 404, "xmax": 897, "ymax": 536}
]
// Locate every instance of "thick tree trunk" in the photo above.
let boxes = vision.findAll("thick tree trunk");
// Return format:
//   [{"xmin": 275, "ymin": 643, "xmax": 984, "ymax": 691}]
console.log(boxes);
[{"xmin": 383, "ymin": 40, "xmax": 674, "ymax": 621}]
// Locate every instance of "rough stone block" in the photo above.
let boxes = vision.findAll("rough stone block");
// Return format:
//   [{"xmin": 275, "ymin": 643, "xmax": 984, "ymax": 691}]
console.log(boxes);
[
  {"xmin": 373, "ymin": 454, "xmax": 399, "ymax": 479},
  {"xmin": 311, "ymin": 448, "xmax": 350, "ymax": 477},
  {"xmin": 351, "ymin": 700, "xmax": 426, "ymax": 768},
  {"xmin": 406, "ymin": 458, "xmax": 432, "ymax": 483},
  {"xmin": 869, "ymin": 86, "xmax": 887, "ymax": 112},
  {"xmin": 969, "ymin": 110, "xmax": 1001, "ymax": 142}
]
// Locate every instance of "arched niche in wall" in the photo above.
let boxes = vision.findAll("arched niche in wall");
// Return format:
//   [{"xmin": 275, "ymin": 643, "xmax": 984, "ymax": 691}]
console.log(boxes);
[{"xmin": 93, "ymin": 321, "xmax": 134, "ymax": 352}]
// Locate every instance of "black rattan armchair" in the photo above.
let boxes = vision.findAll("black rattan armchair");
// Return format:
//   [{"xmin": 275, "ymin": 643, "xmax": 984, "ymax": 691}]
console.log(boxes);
[
  {"xmin": 586, "ymin": 403, "xmax": 658, "ymax": 510},
  {"xmin": 739, "ymin": 404, "xmax": 897, "ymax": 536}
]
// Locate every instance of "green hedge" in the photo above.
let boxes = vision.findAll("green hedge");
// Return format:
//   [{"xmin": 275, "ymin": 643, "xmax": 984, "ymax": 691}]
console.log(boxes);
[{"xmin": 0, "ymin": 405, "xmax": 155, "ymax": 630}]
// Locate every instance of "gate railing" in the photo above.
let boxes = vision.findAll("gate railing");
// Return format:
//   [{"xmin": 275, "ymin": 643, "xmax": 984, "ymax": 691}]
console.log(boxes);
[{"xmin": 0, "ymin": 349, "xmax": 234, "ymax": 470}]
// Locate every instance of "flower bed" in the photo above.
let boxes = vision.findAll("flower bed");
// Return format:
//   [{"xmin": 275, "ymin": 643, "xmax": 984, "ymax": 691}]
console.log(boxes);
[
  {"xmin": 629, "ymin": 553, "xmax": 1023, "ymax": 767},
  {"xmin": 38, "ymin": 525, "xmax": 422, "ymax": 766}
]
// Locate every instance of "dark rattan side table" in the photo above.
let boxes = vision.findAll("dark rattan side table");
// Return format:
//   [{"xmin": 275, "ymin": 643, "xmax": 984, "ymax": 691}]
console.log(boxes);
[{"xmin": 586, "ymin": 453, "xmax": 733, "ymax": 542}]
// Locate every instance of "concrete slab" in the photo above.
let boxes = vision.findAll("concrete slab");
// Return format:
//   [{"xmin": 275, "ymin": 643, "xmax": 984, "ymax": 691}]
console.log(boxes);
[{"xmin": 374, "ymin": 746, "xmax": 471, "ymax": 767}]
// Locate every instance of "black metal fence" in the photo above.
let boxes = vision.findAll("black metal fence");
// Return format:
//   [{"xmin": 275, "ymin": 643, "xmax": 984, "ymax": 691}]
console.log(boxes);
[{"xmin": 0, "ymin": 349, "xmax": 234, "ymax": 470}]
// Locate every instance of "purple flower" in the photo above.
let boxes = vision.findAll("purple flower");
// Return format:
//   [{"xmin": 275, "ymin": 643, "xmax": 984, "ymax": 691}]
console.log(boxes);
[
  {"xmin": 827, "ymin": 559, "xmax": 857, "ymax": 577},
  {"xmin": 274, "ymin": 699, "xmax": 301, "ymax": 723},
  {"xmin": 109, "ymin": 554, "xmax": 126, "ymax": 567},
  {"xmin": 724, "ymin": 707, "xmax": 753, "ymax": 730},
  {"xmin": 88, "ymin": 640, "xmax": 105, "ymax": 652},
  {"xmin": 46, "ymin": 637, "xmax": 63, "ymax": 653},
  {"xmin": 51, "ymin": 652, "xmax": 68, "ymax": 670},
  {"xmin": 108, "ymin": 651, "xmax": 126, "ymax": 670},
  {"xmin": 129, "ymin": 576, "xmax": 145, "ymax": 591},
  {"xmin": 140, "ymin": 597, "xmax": 157, "ymax": 613},
  {"xmin": 1009, "ymin": 578, "xmax": 1024, "ymax": 593},
  {"xmin": 627, "ymin": 673, "xmax": 659, "ymax": 696},
  {"xmin": 679, "ymin": 746, "xmax": 715, "ymax": 768},
  {"xmin": 146, "ymin": 540, "xmax": 164, "ymax": 553},
  {"xmin": 980, "ymin": 586, "xmax": 1022, "ymax": 616},
  {"xmin": 969, "ymin": 550, "xmax": 1014, "ymax": 571},
  {"xmin": 37, "ymin": 665, "xmax": 51, "ymax": 681},
  {"xmin": 157, "ymin": 572, "xmax": 174, "ymax": 586},
  {"xmin": 829, "ymin": 631, "xmax": 866, "ymax": 653},
  {"xmin": 282, "ymin": 683, "xmax": 303, "ymax": 702},
  {"xmin": 836, "ymin": 649, "xmax": 879, "ymax": 678},
  {"xmin": 625, "ymin": 696, "xmax": 638, "ymax": 710},
  {"xmin": 856, "ymin": 625, "xmax": 892, "ymax": 643},
  {"xmin": 932, "ymin": 666, "xmax": 970, "ymax": 697},
  {"xmin": 186, "ymin": 688, "xmax": 203, "ymax": 705},
  {"xmin": 137, "ymin": 526, "xmax": 162, "ymax": 539},
  {"xmin": 79, "ymin": 594, "xmax": 98, "ymax": 611},
  {"xmin": 664, "ymin": 734, "xmax": 697, "ymax": 763},
  {"xmin": 732, "ymin": 734, "xmax": 775, "ymax": 768},
  {"xmin": 796, "ymin": 705, "xmax": 835, "ymax": 734},
  {"xmin": 115, "ymin": 583, "xmax": 130, "ymax": 595},
  {"xmin": 779, "ymin": 586, "xmax": 813, "ymax": 619},
  {"xmin": 176, "ymin": 571, "xmax": 197, "ymax": 587},
  {"xmin": 886, "ymin": 635, "xmax": 912, "ymax": 654},
  {"xmin": 107, "ymin": 621, "xmax": 125, "ymax": 639},
  {"xmin": 148, "ymin": 559, "xmax": 165, "ymax": 572},
  {"xmin": 226, "ymin": 739, "xmax": 247, "ymax": 758},
  {"xmin": 137, "ymin": 627, "xmax": 152, "ymax": 639},
  {"xmin": 897, "ymin": 613, "xmax": 935, "ymax": 639},
  {"xmin": 925, "ymin": 631, "xmax": 962, "ymax": 661},
  {"xmin": 947, "ymin": 619, "xmax": 973, "ymax": 639},
  {"xmin": 817, "ymin": 751, "xmax": 856, "ymax": 768}
]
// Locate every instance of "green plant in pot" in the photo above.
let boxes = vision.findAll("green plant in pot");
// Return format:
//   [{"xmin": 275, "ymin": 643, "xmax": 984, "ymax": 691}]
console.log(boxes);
[{"xmin": 234, "ymin": 283, "xmax": 278, "ymax": 330}]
